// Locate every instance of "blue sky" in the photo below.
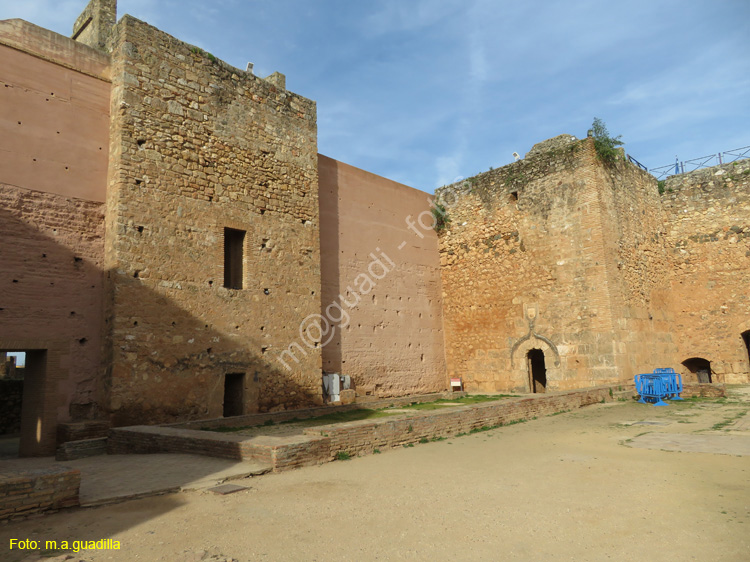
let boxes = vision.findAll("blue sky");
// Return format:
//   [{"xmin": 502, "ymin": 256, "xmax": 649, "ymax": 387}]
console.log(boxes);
[{"xmin": 2, "ymin": 0, "xmax": 748, "ymax": 192}]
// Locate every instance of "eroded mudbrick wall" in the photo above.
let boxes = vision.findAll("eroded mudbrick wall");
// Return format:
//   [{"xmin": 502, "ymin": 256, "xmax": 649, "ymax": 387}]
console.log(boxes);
[
  {"xmin": 436, "ymin": 137, "xmax": 675, "ymax": 393},
  {"xmin": 0, "ymin": 20, "xmax": 109, "ymax": 454},
  {"xmin": 0, "ymin": 19, "xmax": 111, "ymax": 202},
  {"xmin": 662, "ymin": 160, "xmax": 750, "ymax": 383},
  {"xmin": 104, "ymin": 16, "xmax": 322, "ymax": 424},
  {"xmin": 318, "ymin": 155, "xmax": 447, "ymax": 398}
]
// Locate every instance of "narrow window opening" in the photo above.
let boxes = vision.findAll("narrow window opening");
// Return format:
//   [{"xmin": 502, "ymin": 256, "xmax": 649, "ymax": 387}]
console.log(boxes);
[
  {"xmin": 223, "ymin": 373, "xmax": 244, "ymax": 417},
  {"xmin": 223, "ymin": 227, "xmax": 245, "ymax": 289},
  {"xmin": 742, "ymin": 331, "xmax": 750, "ymax": 365}
]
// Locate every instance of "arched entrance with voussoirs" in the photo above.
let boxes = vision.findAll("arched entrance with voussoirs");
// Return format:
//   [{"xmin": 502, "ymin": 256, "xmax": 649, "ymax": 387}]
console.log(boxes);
[{"xmin": 510, "ymin": 335, "xmax": 561, "ymax": 393}]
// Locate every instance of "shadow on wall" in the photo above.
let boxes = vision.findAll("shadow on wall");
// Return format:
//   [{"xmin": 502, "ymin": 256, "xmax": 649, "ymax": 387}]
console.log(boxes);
[
  {"xmin": 0, "ymin": 195, "xmax": 105, "ymax": 457},
  {"xmin": 318, "ymin": 157, "xmax": 341, "ymax": 375},
  {"xmin": 0, "ymin": 202, "xmax": 318, "ymax": 456}
]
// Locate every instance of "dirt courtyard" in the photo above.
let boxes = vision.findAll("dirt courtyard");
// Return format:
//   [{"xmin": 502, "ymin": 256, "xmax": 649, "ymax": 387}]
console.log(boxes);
[{"xmin": 3, "ymin": 389, "xmax": 749, "ymax": 562}]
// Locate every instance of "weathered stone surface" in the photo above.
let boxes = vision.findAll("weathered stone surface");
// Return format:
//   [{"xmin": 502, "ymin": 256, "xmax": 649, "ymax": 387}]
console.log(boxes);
[
  {"xmin": 103, "ymin": 16, "xmax": 322, "ymax": 423},
  {"xmin": 662, "ymin": 159, "xmax": 750, "ymax": 383},
  {"xmin": 1, "ymin": 0, "xmax": 748, "ymax": 459},
  {"xmin": 436, "ymin": 139, "xmax": 676, "ymax": 392}
]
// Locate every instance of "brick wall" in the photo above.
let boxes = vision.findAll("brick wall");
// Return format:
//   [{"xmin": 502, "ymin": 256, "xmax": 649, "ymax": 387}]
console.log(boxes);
[
  {"xmin": 103, "ymin": 16, "xmax": 322, "ymax": 424},
  {"xmin": 0, "ymin": 186, "xmax": 105, "ymax": 455},
  {"xmin": 109, "ymin": 386, "xmax": 617, "ymax": 471},
  {"xmin": 0, "ymin": 466, "xmax": 80, "ymax": 521},
  {"xmin": 308, "ymin": 386, "xmax": 615, "ymax": 458},
  {"xmin": 680, "ymin": 382, "xmax": 726, "ymax": 399},
  {"xmin": 55, "ymin": 437, "xmax": 107, "ymax": 460}
]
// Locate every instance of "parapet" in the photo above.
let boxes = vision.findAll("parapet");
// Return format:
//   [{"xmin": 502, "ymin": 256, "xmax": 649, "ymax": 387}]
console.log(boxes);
[
  {"xmin": 0, "ymin": 18, "xmax": 111, "ymax": 80},
  {"xmin": 72, "ymin": 0, "xmax": 117, "ymax": 52},
  {"xmin": 525, "ymin": 134, "xmax": 578, "ymax": 159}
]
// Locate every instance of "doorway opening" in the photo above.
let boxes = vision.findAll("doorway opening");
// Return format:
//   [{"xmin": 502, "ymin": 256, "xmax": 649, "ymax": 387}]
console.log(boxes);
[
  {"xmin": 1, "ymin": 349, "xmax": 50, "ymax": 457},
  {"xmin": 682, "ymin": 357, "xmax": 712, "ymax": 383},
  {"xmin": 0, "ymin": 351, "xmax": 25, "ymax": 459},
  {"xmin": 527, "ymin": 349, "xmax": 547, "ymax": 393},
  {"xmin": 742, "ymin": 331, "xmax": 750, "ymax": 365},
  {"xmin": 223, "ymin": 372, "xmax": 245, "ymax": 417}
]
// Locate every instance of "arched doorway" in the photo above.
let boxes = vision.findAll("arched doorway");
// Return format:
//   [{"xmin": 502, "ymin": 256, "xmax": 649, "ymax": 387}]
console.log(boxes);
[
  {"xmin": 682, "ymin": 357, "xmax": 712, "ymax": 383},
  {"xmin": 527, "ymin": 349, "xmax": 547, "ymax": 393}
]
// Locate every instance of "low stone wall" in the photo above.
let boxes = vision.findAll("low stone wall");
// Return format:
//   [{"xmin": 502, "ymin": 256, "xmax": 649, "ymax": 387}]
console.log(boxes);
[
  {"xmin": 107, "ymin": 425, "xmax": 329, "ymax": 471},
  {"xmin": 308, "ymin": 386, "xmax": 614, "ymax": 459},
  {"xmin": 111, "ymin": 386, "xmax": 617, "ymax": 472},
  {"xmin": 0, "ymin": 465, "xmax": 80, "ymax": 521},
  {"xmin": 57, "ymin": 420, "xmax": 111, "ymax": 443},
  {"xmin": 0, "ymin": 379, "xmax": 23, "ymax": 434},
  {"xmin": 55, "ymin": 437, "xmax": 108, "ymax": 461},
  {"xmin": 172, "ymin": 391, "xmax": 463, "ymax": 431},
  {"xmin": 681, "ymin": 383, "xmax": 726, "ymax": 398}
]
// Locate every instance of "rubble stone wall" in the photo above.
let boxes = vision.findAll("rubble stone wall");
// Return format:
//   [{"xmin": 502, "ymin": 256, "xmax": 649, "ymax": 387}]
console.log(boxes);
[
  {"xmin": 436, "ymin": 139, "xmax": 675, "ymax": 392},
  {"xmin": 662, "ymin": 160, "xmax": 750, "ymax": 383},
  {"xmin": 103, "ymin": 16, "xmax": 322, "ymax": 424}
]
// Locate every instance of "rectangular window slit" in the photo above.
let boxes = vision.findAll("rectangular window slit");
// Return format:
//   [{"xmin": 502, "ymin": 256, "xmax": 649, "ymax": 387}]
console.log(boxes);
[{"xmin": 223, "ymin": 227, "xmax": 245, "ymax": 289}]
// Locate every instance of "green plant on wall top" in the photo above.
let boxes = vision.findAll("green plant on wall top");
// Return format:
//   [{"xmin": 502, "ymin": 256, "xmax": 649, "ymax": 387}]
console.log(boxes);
[
  {"xmin": 589, "ymin": 117, "xmax": 623, "ymax": 164},
  {"xmin": 431, "ymin": 202, "xmax": 450, "ymax": 233}
]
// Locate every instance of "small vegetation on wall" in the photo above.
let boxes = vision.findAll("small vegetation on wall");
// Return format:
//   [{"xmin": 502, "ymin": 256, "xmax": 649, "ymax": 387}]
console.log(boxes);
[
  {"xmin": 589, "ymin": 117, "xmax": 623, "ymax": 164},
  {"xmin": 431, "ymin": 202, "xmax": 450, "ymax": 233},
  {"xmin": 189, "ymin": 45, "xmax": 217, "ymax": 63},
  {"xmin": 657, "ymin": 180, "xmax": 666, "ymax": 194}
]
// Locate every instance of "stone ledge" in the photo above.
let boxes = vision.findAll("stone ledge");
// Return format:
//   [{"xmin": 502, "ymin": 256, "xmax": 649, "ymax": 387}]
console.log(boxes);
[
  {"xmin": 56, "ymin": 437, "xmax": 108, "ymax": 461},
  {"xmin": 0, "ymin": 465, "xmax": 80, "ymax": 521},
  {"xmin": 110, "ymin": 386, "xmax": 620, "ymax": 471},
  {"xmin": 170, "ymin": 391, "xmax": 465, "ymax": 431}
]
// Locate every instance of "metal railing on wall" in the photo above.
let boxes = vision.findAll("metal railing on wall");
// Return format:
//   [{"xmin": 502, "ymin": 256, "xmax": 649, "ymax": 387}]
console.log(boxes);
[{"xmin": 649, "ymin": 145, "xmax": 750, "ymax": 180}]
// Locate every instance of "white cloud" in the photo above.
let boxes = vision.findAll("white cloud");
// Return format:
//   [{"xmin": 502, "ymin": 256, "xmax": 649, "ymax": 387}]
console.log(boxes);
[{"xmin": 364, "ymin": 0, "xmax": 464, "ymax": 36}]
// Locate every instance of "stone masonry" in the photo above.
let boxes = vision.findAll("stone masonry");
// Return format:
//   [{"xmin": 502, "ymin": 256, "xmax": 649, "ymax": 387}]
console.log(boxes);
[
  {"xmin": 0, "ymin": 0, "xmax": 747, "ymax": 456},
  {"xmin": 104, "ymin": 14, "xmax": 322, "ymax": 424},
  {"xmin": 662, "ymin": 160, "xmax": 750, "ymax": 383},
  {"xmin": 436, "ymin": 137, "xmax": 748, "ymax": 392}
]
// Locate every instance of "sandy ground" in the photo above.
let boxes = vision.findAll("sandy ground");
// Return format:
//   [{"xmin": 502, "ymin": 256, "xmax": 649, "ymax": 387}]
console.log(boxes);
[{"xmin": 2, "ymin": 390, "xmax": 749, "ymax": 562}]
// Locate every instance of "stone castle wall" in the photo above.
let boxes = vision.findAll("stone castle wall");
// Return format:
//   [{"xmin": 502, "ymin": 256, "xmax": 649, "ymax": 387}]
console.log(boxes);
[
  {"xmin": 103, "ymin": 16, "xmax": 322, "ymax": 424},
  {"xmin": 318, "ymin": 155, "xmax": 447, "ymax": 399},
  {"xmin": 662, "ymin": 160, "xmax": 750, "ymax": 382},
  {"xmin": 436, "ymin": 138, "xmax": 675, "ymax": 392},
  {"xmin": 2, "ymin": 0, "xmax": 748, "ymax": 456},
  {"xmin": 586, "ymin": 143, "xmax": 676, "ymax": 381}
]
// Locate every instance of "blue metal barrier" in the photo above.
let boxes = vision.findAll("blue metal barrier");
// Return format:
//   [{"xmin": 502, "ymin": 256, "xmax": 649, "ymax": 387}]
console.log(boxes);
[
  {"xmin": 635, "ymin": 368, "xmax": 683, "ymax": 406},
  {"xmin": 653, "ymin": 367, "xmax": 683, "ymax": 400}
]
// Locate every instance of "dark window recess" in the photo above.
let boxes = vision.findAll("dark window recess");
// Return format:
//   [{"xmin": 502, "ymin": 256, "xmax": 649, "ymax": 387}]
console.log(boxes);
[
  {"xmin": 743, "ymin": 331, "xmax": 750, "ymax": 365},
  {"xmin": 682, "ymin": 357, "xmax": 712, "ymax": 383},
  {"xmin": 223, "ymin": 228, "xmax": 245, "ymax": 289},
  {"xmin": 223, "ymin": 373, "xmax": 244, "ymax": 417}
]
